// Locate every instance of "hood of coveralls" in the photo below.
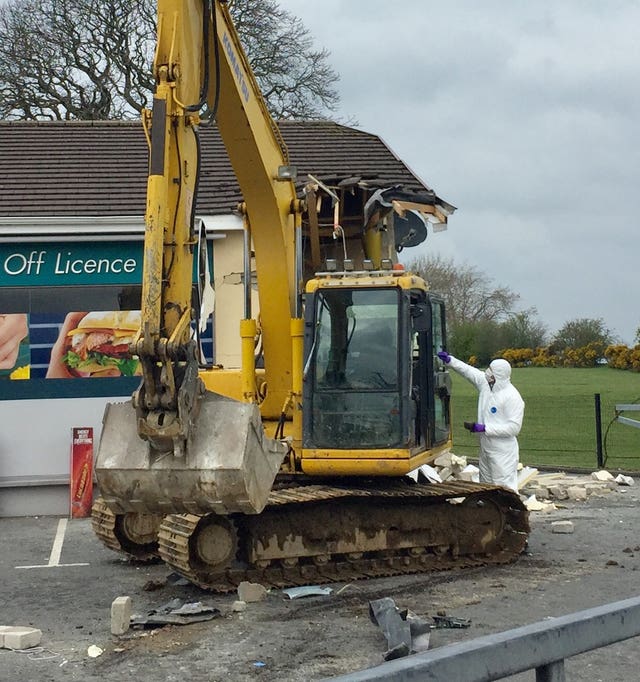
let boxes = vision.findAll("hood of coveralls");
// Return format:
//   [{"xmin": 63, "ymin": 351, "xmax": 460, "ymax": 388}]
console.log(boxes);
[{"xmin": 487, "ymin": 358, "xmax": 512, "ymax": 390}]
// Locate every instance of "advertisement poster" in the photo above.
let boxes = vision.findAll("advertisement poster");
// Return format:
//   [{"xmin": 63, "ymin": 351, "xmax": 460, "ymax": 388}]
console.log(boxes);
[{"xmin": 70, "ymin": 427, "xmax": 94, "ymax": 518}]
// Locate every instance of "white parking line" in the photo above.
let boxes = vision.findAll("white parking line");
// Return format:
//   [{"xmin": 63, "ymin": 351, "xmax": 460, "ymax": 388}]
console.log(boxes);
[{"xmin": 16, "ymin": 518, "xmax": 89, "ymax": 569}]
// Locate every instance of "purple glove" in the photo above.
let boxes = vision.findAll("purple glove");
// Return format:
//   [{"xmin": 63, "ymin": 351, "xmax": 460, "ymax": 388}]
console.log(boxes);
[
  {"xmin": 437, "ymin": 351, "xmax": 451, "ymax": 364},
  {"xmin": 464, "ymin": 421, "xmax": 485, "ymax": 433}
]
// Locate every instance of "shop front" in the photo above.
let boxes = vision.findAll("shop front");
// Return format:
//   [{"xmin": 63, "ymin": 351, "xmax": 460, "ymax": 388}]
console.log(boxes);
[{"xmin": 0, "ymin": 223, "xmax": 231, "ymax": 516}]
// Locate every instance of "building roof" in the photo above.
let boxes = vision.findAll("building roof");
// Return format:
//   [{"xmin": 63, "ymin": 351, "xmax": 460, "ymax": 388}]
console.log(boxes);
[{"xmin": 0, "ymin": 119, "xmax": 445, "ymax": 221}]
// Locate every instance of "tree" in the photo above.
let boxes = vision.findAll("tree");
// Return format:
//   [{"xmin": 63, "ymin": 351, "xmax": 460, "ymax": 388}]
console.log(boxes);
[
  {"xmin": 499, "ymin": 309, "xmax": 548, "ymax": 350},
  {"xmin": 0, "ymin": 0, "xmax": 340, "ymax": 121},
  {"xmin": 450, "ymin": 319, "xmax": 506, "ymax": 366},
  {"xmin": 407, "ymin": 254, "xmax": 520, "ymax": 329},
  {"xmin": 552, "ymin": 318, "xmax": 615, "ymax": 352}
]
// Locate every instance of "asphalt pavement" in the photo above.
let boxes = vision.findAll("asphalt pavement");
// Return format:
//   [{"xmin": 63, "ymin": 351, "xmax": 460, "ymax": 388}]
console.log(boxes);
[{"xmin": 1, "ymin": 485, "xmax": 640, "ymax": 681}]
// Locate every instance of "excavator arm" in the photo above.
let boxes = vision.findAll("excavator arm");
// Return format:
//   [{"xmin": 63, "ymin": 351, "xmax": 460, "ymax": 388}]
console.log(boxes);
[
  {"xmin": 96, "ymin": 0, "xmax": 296, "ymax": 515},
  {"xmin": 130, "ymin": 0, "xmax": 301, "ymax": 455}
]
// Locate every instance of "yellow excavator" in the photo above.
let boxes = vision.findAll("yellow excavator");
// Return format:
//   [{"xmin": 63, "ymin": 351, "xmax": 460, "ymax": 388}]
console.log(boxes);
[{"xmin": 92, "ymin": 0, "xmax": 528, "ymax": 590}]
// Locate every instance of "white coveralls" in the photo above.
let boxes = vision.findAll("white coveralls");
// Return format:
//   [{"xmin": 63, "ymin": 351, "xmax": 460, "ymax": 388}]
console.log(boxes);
[{"xmin": 448, "ymin": 356, "xmax": 525, "ymax": 492}]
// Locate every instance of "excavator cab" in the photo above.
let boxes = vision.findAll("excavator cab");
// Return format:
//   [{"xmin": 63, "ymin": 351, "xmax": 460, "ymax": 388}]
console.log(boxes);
[{"xmin": 301, "ymin": 276, "xmax": 451, "ymax": 473}]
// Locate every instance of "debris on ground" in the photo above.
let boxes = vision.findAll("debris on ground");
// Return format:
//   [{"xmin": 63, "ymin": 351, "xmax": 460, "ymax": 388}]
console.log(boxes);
[
  {"xmin": 282, "ymin": 586, "xmax": 333, "ymax": 599},
  {"xmin": 142, "ymin": 578, "xmax": 166, "ymax": 592},
  {"xmin": 368, "ymin": 598, "xmax": 414, "ymax": 661},
  {"xmin": 0, "ymin": 626, "xmax": 42, "ymax": 650},
  {"xmin": 111, "ymin": 596, "xmax": 132, "ymax": 635},
  {"xmin": 237, "ymin": 581, "xmax": 268, "ymax": 603},
  {"xmin": 431, "ymin": 615, "xmax": 471, "ymax": 629},
  {"xmin": 368, "ymin": 599, "xmax": 471, "ymax": 661},
  {"xmin": 130, "ymin": 599, "xmax": 221, "ymax": 629},
  {"xmin": 411, "ymin": 453, "xmax": 635, "ymax": 504},
  {"xmin": 551, "ymin": 520, "xmax": 575, "ymax": 534},
  {"xmin": 524, "ymin": 495, "xmax": 556, "ymax": 513},
  {"xmin": 519, "ymin": 469, "xmax": 634, "ymax": 504},
  {"xmin": 87, "ymin": 644, "xmax": 103, "ymax": 658}
]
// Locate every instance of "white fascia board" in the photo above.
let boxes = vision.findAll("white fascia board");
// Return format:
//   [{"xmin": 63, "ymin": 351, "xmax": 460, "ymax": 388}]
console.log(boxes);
[{"xmin": 0, "ymin": 213, "xmax": 241, "ymax": 241}]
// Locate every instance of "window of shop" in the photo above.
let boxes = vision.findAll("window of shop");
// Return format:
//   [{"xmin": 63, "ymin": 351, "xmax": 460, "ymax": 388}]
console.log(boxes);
[{"xmin": 0, "ymin": 240, "xmax": 214, "ymax": 399}]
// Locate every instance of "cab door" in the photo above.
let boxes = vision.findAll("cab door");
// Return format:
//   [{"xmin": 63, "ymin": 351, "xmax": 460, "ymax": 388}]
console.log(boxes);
[{"xmin": 410, "ymin": 292, "xmax": 450, "ymax": 448}]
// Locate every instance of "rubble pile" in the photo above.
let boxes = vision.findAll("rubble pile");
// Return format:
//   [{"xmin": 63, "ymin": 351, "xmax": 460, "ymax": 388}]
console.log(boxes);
[{"xmin": 412, "ymin": 452, "xmax": 635, "ymax": 514}]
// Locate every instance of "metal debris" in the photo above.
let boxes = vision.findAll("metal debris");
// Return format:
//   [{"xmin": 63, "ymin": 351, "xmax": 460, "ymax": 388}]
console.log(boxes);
[
  {"xmin": 130, "ymin": 599, "xmax": 221, "ymax": 628},
  {"xmin": 282, "ymin": 586, "xmax": 333, "ymax": 599}
]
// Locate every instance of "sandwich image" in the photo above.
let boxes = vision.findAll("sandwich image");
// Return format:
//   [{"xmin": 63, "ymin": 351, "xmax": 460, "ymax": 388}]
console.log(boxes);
[{"xmin": 62, "ymin": 310, "xmax": 142, "ymax": 377}]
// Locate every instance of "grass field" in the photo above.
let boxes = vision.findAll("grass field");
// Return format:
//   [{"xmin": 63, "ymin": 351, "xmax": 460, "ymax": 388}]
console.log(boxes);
[{"xmin": 448, "ymin": 367, "xmax": 640, "ymax": 472}]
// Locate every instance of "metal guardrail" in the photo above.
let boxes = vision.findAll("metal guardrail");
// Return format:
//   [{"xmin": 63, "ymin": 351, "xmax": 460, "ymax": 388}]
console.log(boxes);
[
  {"xmin": 615, "ymin": 404, "xmax": 640, "ymax": 430},
  {"xmin": 326, "ymin": 595, "xmax": 640, "ymax": 681}
]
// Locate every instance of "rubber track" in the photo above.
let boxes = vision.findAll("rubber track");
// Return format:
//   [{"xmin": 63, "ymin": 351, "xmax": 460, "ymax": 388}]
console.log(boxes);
[{"xmin": 156, "ymin": 481, "xmax": 530, "ymax": 592}]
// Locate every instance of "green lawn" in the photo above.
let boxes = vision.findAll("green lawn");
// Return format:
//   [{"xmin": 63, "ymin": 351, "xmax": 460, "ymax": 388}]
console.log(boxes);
[{"xmin": 448, "ymin": 367, "xmax": 640, "ymax": 471}]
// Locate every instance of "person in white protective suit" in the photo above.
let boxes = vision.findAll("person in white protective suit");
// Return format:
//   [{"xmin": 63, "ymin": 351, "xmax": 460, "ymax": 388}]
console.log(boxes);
[{"xmin": 437, "ymin": 351, "xmax": 525, "ymax": 492}]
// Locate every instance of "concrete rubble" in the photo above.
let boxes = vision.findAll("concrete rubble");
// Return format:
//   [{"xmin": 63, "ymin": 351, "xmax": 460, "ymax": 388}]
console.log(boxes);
[
  {"xmin": 0, "ymin": 625, "xmax": 42, "ymax": 650},
  {"xmin": 419, "ymin": 452, "xmax": 634, "ymax": 510}
]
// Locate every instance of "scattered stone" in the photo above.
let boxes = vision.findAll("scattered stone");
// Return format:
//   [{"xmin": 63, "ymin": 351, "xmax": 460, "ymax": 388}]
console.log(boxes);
[
  {"xmin": 615, "ymin": 474, "xmax": 634, "ymax": 486},
  {"xmin": 0, "ymin": 626, "xmax": 42, "ymax": 650},
  {"xmin": 548, "ymin": 486, "xmax": 569, "ymax": 500},
  {"xmin": 551, "ymin": 521, "xmax": 574, "ymax": 534},
  {"xmin": 438, "ymin": 466, "xmax": 453, "ymax": 481},
  {"xmin": 606, "ymin": 560, "xmax": 620, "ymax": 567},
  {"xmin": 433, "ymin": 452, "xmax": 454, "ymax": 468},
  {"xmin": 591, "ymin": 470, "xmax": 614, "ymax": 482},
  {"xmin": 232, "ymin": 601, "xmax": 247, "ymax": 613},
  {"xmin": 111, "ymin": 596, "xmax": 133, "ymax": 636},
  {"xmin": 237, "ymin": 581, "xmax": 268, "ymax": 603},
  {"xmin": 458, "ymin": 464, "xmax": 479, "ymax": 482},
  {"xmin": 524, "ymin": 495, "xmax": 556, "ymax": 512},
  {"xmin": 87, "ymin": 645, "xmax": 104, "ymax": 658},
  {"xmin": 566, "ymin": 486, "xmax": 588, "ymax": 501},
  {"xmin": 518, "ymin": 466, "xmax": 539, "ymax": 488},
  {"xmin": 143, "ymin": 578, "xmax": 166, "ymax": 591},
  {"xmin": 623, "ymin": 547, "xmax": 634, "ymax": 554}
]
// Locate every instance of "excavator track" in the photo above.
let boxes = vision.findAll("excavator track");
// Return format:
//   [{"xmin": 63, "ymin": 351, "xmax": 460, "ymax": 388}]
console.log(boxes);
[
  {"xmin": 155, "ymin": 480, "xmax": 529, "ymax": 592},
  {"xmin": 91, "ymin": 497, "xmax": 163, "ymax": 562}
]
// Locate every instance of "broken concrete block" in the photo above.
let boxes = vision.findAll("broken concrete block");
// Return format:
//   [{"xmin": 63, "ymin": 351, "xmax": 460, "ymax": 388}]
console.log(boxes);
[
  {"xmin": 518, "ymin": 466, "xmax": 539, "ymax": 488},
  {"xmin": 0, "ymin": 626, "xmax": 42, "ymax": 650},
  {"xmin": 237, "ymin": 581, "xmax": 267, "ymax": 603},
  {"xmin": 537, "ymin": 487, "xmax": 550, "ymax": 500},
  {"xmin": 551, "ymin": 521, "xmax": 574, "ymax": 534},
  {"xmin": 567, "ymin": 486, "xmax": 588, "ymax": 501},
  {"xmin": 548, "ymin": 485, "xmax": 569, "ymax": 500},
  {"xmin": 591, "ymin": 470, "xmax": 614, "ymax": 482},
  {"xmin": 524, "ymin": 495, "xmax": 556, "ymax": 512},
  {"xmin": 111, "ymin": 596, "xmax": 132, "ymax": 635},
  {"xmin": 615, "ymin": 474, "xmax": 634, "ymax": 486},
  {"xmin": 438, "ymin": 466, "xmax": 453, "ymax": 481},
  {"xmin": 417, "ymin": 464, "xmax": 442, "ymax": 484},
  {"xmin": 450, "ymin": 454, "xmax": 468, "ymax": 469},
  {"xmin": 458, "ymin": 464, "xmax": 479, "ymax": 483},
  {"xmin": 434, "ymin": 451, "xmax": 453, "ymax": 468}
]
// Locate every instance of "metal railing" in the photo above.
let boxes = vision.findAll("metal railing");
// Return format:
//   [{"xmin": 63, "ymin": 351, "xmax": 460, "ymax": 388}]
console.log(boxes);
[
  {"xmin": 615, "ymin": 404, "xmax": 640, "ymax": 430},
  {"xmin": 325, "ymin": 595, "xmax": 640, "ymax": 682}
]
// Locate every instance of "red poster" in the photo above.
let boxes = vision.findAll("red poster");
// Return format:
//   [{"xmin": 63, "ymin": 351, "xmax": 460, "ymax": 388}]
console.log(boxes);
[{"xmin": 70, "ymin": 427, "xmax": 94, "ymax": 518}]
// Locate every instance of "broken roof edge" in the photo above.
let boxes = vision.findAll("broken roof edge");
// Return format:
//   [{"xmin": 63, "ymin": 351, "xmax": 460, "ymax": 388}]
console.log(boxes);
[{"xmin": 372, "ymin": 131, "xmax": 457, "ymax": 216}]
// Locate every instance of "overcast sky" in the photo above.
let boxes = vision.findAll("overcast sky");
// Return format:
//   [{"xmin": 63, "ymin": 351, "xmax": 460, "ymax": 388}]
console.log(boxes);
[{"xmin": 278, "ymin": 0, "xmax": 640, "ymax": 345}]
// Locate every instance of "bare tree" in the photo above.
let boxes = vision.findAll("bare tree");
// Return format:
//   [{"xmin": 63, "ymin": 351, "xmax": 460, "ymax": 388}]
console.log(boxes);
[
  {"xmin": 0, "ymin": 0, "xmax": 340, "ymax": 120},
  {"xmin": 407, "ymin": 253, "xmax": 520, "ymax": 328}
]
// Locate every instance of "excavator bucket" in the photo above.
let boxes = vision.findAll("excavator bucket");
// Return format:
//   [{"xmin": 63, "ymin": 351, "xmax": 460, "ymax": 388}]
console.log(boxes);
[{"xmin": 95, "ymin": 392, "xmax": 287, "ymax": 516}]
